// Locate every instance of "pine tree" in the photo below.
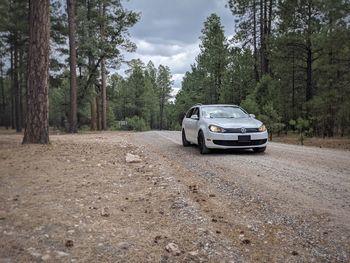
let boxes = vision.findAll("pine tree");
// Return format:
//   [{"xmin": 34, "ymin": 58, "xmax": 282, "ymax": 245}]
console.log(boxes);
[
  {"xmin": 67, "ymin": 0, "xmax": 78, "ymax": 133},
  {"xmin": 22, "ymin": 0, "xmax": 50, "ymax": 144},
  {"xmin": 76, "ymin": 0, "xmax": 139, "ymax": 130},
  {"xmin": 156, "ymin": 65, "xmax": 172, "ymax": 130},
  {"xmin": 0, "ymin": 0, "xmax": 29, "ymax": 132},
  {"xmin": 228, "ymin": 0, "xmax": 275, "ymax": 78},
  {"xmin": 197, "ymin": 14, "xmax": 229, "ymax": 103}
]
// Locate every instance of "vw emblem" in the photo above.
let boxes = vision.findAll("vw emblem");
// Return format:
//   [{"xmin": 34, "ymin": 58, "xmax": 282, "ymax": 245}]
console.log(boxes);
[{"xmin": 241, "ymin": 127, "xmax": 246, "ymax": 134}]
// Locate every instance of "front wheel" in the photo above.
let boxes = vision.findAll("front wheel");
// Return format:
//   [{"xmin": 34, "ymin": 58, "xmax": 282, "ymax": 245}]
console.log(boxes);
[
  {"xmin": 198, "ymin": 131, "xmax": 210, "ymax": 154},
  {"xmin": 253, "ymin": 147, "xmax": 266, "ymax": 153},
  {"xmin": 182, "ymin": 129, "xmax": 191, "ymax": 147}
]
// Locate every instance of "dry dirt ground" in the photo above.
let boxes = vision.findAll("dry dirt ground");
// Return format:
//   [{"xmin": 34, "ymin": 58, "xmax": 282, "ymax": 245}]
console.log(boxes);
[
  {"xmin": 0, "ymin": 130, "xmax": 349, "ymax": 263},
  {"xmin": 271, "ymin": 134, "xmax": 350, "ymax": 150}
]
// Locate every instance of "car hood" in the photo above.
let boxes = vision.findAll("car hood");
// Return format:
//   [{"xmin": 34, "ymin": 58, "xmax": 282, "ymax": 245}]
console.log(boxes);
[{"xmin": 206, "ymin": 117, "xmax": 262, "ymax": 128}]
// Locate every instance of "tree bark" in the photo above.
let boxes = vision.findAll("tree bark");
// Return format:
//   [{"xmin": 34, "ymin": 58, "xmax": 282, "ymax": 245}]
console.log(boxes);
[
  {"xmin": 22, "ymin": 0, "xmax": 50, "ymax": 144},
  {"xmin": 67, "ymin": 0, "xmax": 78, "ymax": 133},
  {"xmin": 292, "ymin": 49, "xmax": 295, "ymax": 119},
  {"xmin": 159, "ymin": 99, "xmax": 164, "ymax": 130},
  {"xmin": 253, "ymin": 0, "xmax": 259, "ymax": 82},
  {"xmin": 0, "ymin": 57, "xmax": 6, "ymax": 127},
  {"xmin": 90, "ymin": 98, "xmax": 97, "ymax": 130},
  {"xmin": 11, "ymin": 97, "xmax": 15, "ymax": 129},
  {"xmin": 100, "ymin": 2, "xmax": 107, "ymax": 130},
  {"xmin": 305, "ymin": 1, "xmax": 313, "ymax": 102},
  {"xmin": 263, "ymin": 0, "xmax": 268, "ymax": 74},
  {"xmin": 268, "ymin": 0, "xmax": 273, "ymax": 34},
  {"xmin": 259, "ymin": 0, "xmax": 265, "ymax": 75},
  {"xmin": 96, "ymin": 95, "xmax": 102, "ymax": 130},
  {"xmin": 86, "ymin": 0, "xmax": 97, "ymax": 131},
  {"xmin": 14, "ymin": 41, "xmax": 22, "ymax": 132},
  {"xmin": 10, "ymin": 47, "xmax": 15, "ymax": 129},
  {"xmin": 19, "ymin": 45, "xmax": 25, "ymax": 129},
  {"xmin": 259, "ymin": 0, "xmax": 269, "ymax": 76},
  {"xmin": 101, "ymin": 58, "xmax": 107, "ymax": 130},
  {"xmin": 305, "ymin": 43, "xmax": 313, "ymax": 102},
  {"xmin": 266, "ymin": 0, "xmax": 273, "ymax": 74}
]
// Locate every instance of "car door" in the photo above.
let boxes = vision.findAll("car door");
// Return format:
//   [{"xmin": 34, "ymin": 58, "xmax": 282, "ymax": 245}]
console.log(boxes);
[
  {"xmin": 183, "ymin": 108, "xmax": 194, "ymax": 141},
  {"xmin": 187, "ymin": 107, "xmax": 199, "ymax": 142}
]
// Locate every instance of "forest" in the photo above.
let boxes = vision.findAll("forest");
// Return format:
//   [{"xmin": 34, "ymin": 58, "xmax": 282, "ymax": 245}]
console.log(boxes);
[{"xmin": 0, "ymin": 0, "xmax": 349, "ymax": 143}]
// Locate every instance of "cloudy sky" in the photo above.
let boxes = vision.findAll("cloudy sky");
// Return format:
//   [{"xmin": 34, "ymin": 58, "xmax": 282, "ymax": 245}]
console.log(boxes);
[{"xmin": 120, "ymin": 0, "xmax": 235, "ymax": 97}]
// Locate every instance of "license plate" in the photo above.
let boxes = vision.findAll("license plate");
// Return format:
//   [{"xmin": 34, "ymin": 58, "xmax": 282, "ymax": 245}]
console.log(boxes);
[{"xmin": 238, "ymin": 135, "xmax": 251, "ymax": 142}]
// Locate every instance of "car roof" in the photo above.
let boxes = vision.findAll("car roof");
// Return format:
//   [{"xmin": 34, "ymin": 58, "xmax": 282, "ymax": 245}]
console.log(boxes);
[{"xmin": 192, "ymin": 104, "xmax": 239, "ymax": 108}]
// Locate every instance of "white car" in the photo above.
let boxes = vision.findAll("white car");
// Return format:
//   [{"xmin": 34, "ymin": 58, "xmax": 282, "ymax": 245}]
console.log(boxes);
[{"xmin": 182, "ymin": 104, "xmax": 268, "ymax": 154}]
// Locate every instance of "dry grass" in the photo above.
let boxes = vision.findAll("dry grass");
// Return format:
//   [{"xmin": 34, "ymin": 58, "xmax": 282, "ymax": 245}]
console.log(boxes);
[{"xmin": 271, "ymin": 133, "xmax": 350, "ymax": 150}]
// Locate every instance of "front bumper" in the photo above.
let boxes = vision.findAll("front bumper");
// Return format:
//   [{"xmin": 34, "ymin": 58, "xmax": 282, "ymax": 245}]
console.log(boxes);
[{"xmin": 205, "ymin": 131, "xmax": 268, "ymax": 149}]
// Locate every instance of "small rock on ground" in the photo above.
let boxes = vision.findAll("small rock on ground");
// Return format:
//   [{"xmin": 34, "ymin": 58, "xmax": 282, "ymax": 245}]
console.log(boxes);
[
  {"xmin": 165, "ymin": 242, "xmax": 181, "ymax": 256},
  {"xmin": 125, "ymin": 153, "xmax": 142, "ymax": 163}
]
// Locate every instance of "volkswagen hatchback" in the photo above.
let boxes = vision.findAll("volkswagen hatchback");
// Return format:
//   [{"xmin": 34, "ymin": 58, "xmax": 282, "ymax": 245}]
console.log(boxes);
[{"xmin": 182, "ymin": 104, "xmax": 268, "ymax": 154}]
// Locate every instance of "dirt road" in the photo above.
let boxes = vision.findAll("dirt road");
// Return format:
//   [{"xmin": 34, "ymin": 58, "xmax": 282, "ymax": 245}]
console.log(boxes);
[
  {"xmin": 131, "ymin": 131, "xmax": 350, "ymax": 262},
  {"xmin": 0, "ymin": 131, "xmax": 349, "ymax": 262}
]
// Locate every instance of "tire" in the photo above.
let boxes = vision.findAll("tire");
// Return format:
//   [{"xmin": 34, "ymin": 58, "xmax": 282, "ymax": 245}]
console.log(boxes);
[
  {"xmin": 182, "ymin": 129, "xmax": 191, "ymax": 147},
  {"xmin": 253, "ymin": 146, "xmax": 266, "ymax": 153},
  {"xmin": 198, "ymin": 131, "xmax": 210, "ymax": 154}
]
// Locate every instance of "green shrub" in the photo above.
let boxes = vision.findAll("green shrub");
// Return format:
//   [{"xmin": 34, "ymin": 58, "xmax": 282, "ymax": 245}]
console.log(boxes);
[
  {"xmin": 126, "ymin": 116, "xmax": 148, "ymax": 131},
  {"xmin": 296, "ymin": 117, "xmax": 310, "ymax": 145}
]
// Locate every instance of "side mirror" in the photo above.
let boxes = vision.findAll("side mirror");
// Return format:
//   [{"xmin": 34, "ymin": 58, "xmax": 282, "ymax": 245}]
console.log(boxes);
[
  {"xmin": 249, "ymin": 114, "xmax": 256, "ymax": 118},
  {"xmin": 190, "ymin": 114, "xmax": 199, "ymax": 120}
]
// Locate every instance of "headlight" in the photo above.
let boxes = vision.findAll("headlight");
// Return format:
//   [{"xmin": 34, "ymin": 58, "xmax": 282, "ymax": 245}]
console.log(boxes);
[
  {"xmin": 209, "ymin": 125, "xmax": 226, "ymax": 133},
  {"xmin": 259, "ymin": 124, "xmax": 267, "ymax": 132}
]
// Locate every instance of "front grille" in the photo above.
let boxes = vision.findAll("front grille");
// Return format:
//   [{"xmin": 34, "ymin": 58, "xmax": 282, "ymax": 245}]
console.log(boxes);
[
  {"xmin": 213, "ymin": 139, "xmax": 267, "ymax": 146},
  {"xmin": 224, "ymin": 128, "xmax": 260, "ymax": 133}
]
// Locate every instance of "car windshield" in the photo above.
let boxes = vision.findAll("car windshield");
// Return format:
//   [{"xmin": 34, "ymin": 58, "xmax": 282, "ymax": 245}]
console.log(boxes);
[{"xmin": 201, "ymin": 106, "xmax": 248, "ymax": 119}]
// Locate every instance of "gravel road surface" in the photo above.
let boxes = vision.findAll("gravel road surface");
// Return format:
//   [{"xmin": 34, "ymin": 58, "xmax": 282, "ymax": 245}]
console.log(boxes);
[
  {"xmin": 1, "ymin": 131, "xmax": 349, "ymax": 262},
  {"xmin": 131, "ymin": 131, "xmax": 350, "ymax": 262}
]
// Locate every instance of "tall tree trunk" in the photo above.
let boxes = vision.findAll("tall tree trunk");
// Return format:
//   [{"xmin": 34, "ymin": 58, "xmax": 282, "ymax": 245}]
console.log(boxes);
[
  {"xmin": 253, "ymin": 0, "xmax": 259, "ymax": 82},
  {"xmin": 19, "ymin": 46, "xmax": 25, "ymax": 129},
  {"xmin": 100, "ymin": 2, "xmax": 107, "ymax": 130},
  {"xmin": 263, "ymin": 0, "xmax": 268, "ymax": 74},
  {"xmin": 217, "ymin": 64, "xmax": 222, "ymax": 103},
  {"xmin": 22, "ymin": 0, "xmax": 50, "ymax": 144},
  {"xmin": 159, "ymin": 101, "xmax": 164, "ymax": 130},
  {"xmin": 305, "ymin": 42, "xmax": 312, "ymax": 102},
  {"xmin": 259, "ymin": 0, "xmax": 269, "ymax": 76},
  {"xmin": 259, "ymin": 0, "xmax": 265, "ymax": 75},
  {"xmin": 10, "ymin": 47, "xmax": 15, "ymax": 129},
  {"xmin": 266, "ymin": 0, "xmax": 273, "ymax": 74},
  {"xmin": 101, "ymin": 58, "xmax": 107, "ymax": 130},
  {"xmin": 292, "ymin": 49, "xmax": 295, "ymax": 120},
  {"xmin": 159, "ymin": 85, "xmax": 164, "ymax": 130},
  {"xmin": 0, "ymin": 57, "xmax": 5, "ymax": 127},
  {"xmin": 67, "ymin": 0, "xmax": 78, "ymax": 133},
  {"xmin": 96, "ymin": 95, "xmax": 102, "ymax": 130},
  {"xmin": 86, "ymin": 0, "xmax": 97, "ymax": 131},
  {"xmin": 11, "ymin": 96, "xmax": 15, "ymax": 129},
  {"xmin": 305, "ymin": 2, "xmax": 313, "ymax": 102},
  {"xmin": 14, "ymin": 42, "xmax": 22, "ymax": 132},
  {"xmin": 90, "ymin": 97, "xmax": 97, "ymax": 130},
  {"xmin": 268, "ymin": 0, "xmax": 273, "ymax": 34}
]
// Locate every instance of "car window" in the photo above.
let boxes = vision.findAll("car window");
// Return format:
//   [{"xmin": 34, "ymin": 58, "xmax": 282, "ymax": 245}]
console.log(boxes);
[
  {"xmin": 192, "ymin": 107, "xmax": 199, "ymax": 117},
  {"xmin": 201, "ymin": 106, "xmax": 248, "ymax": 118},
  {"xmin": 185, "ymin": 108, "xmax": 194, "ymax": 118}
]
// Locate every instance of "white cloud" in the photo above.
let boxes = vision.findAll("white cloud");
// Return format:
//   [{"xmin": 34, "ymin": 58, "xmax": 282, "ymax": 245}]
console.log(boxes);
[
  {"xmin": 121, "ymin": 39, "xmax": 199, "ymax": 96},
  {"xmin": 118, "ymin": 0, "xmax": 236, "ymax": 97},
  {"xmin": 171, "ymin": 73, "xmax": 184, "ymax": 98},
  {"xmin": 125, "ymin": 39, "xmax": 200, "ymax": 73},
  {"xmin": 136, "ymin": 39, "xmax": 185, "ymax": 57},
  {"xmin": 119, "ymin": 39, "xmax": 199, "ymax": 97}
]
